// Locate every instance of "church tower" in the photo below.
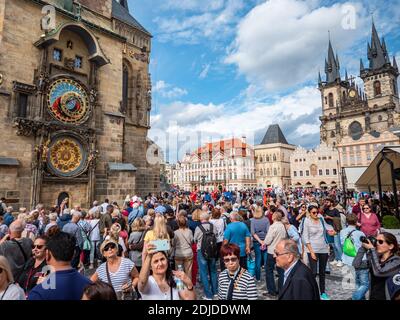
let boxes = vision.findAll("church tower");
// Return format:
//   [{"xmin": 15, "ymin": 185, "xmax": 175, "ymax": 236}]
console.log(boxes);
[{"xmin": 360, "ymin": 22, "xmax": 399, "ymax": 114}]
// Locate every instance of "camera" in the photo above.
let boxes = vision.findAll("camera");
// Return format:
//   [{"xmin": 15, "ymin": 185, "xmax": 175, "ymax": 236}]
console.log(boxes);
[{"xmin": 360, "ymin": 236, "xmax": 377, "ymax": 246}]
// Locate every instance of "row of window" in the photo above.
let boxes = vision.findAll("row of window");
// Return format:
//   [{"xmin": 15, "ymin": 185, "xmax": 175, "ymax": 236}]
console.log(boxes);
[
  {"xmin": 293, "ymin": 169, "xmax": 337, "ymax": 177},
  {"xmin": 258, "ymin": 154, "xmax": 278, "ymax": 162},
  {"xmin": 184, "ymin": 160, "xmax": 254, "ymax": 170},
  {"xmin": 184, "ymin": 173, "xmax": 255, "ymax": 181}
]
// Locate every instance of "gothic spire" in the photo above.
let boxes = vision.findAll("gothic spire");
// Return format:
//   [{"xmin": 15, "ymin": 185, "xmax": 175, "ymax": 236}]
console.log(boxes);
[
  {"xmin": 360, "ymin": 58, "xmax": 365, "ymax": 74},
  {"xmin": 318, "ymin": 71, "xmax": 322, "ymax": 86},
  {"xmin": 394, "ymin": 56, "xmax": 398, "ymax": 71},
  {"xmin": 368, "ymin": 22, "xmax": 388, "ymax": 70},
  {"xmin": 325, "ymin": 39, "xmax": 341, "ymax": 84}
]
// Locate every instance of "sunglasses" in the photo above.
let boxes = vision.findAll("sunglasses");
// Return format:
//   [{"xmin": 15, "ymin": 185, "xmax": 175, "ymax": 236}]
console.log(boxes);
[
  {"xmin": 223, "ymin": 257, "xmax": 238, "ymax": 264},
  {"xmin": 310, "ymin": 211, "xmax": 318, "ymax": 214},
  {"xmin": 274, "ymin": 251, "xmax": 289, "ymax": 257},
  {"xmin": 363, "ymin": 207, "xmax": 370, "ymax": 210},
  {"xmin": 32, "ymin": 245, "xmax": 45, "ymax": 250},
  {"xmin": 104, "ymin": 243, "xmax": 116, "ymax": 251}
]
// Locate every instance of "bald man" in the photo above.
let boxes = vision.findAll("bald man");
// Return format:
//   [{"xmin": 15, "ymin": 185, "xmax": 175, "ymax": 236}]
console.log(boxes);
[{"xmin": 0, "ymin": 220, "xmax": 33, "ymax": 279}]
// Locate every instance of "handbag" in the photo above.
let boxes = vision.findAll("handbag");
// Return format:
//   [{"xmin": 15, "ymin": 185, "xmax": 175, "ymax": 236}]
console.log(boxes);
[
  {"xmin": 319, "ymin": 217, "xmax": 334, "ymax": 244},
  {"xmin": 343, "ymin": 230, "xmax": 357, "ymax": 257},
  {"xmin": 105, "ymin": 261, "xmax": 137, "ymax": 300}
]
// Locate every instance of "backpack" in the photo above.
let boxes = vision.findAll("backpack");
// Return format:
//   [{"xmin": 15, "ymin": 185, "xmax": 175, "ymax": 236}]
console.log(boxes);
[
  {"xmin": 199, "ymin": 223, "xmax": 218, "ymax": 260},
  {"xmin": 343, "ymin": 230, "xmax": 357, "ymax": 257}
]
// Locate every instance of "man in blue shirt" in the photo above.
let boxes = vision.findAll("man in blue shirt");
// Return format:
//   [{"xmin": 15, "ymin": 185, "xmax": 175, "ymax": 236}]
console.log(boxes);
[
  {"xmin": 223, "ymin": 212, "xmax": 251, "ymax": 269},
  {"xmin": 28, "ymin": 231, "xmax": 91, "ymax": 300}
]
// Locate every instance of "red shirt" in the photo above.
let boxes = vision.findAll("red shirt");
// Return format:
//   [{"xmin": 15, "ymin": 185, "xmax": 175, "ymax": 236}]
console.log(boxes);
[{"xmin": 358, "ymin": 212, "xmax": 381, "ymax": 237}]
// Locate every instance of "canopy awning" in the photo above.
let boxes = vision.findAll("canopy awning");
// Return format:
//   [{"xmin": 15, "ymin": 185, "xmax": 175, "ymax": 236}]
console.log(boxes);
[
  {"xmin": 356, "ymin": 146, "xmax": 400, "ymax": 192},
  {"xmin": 343, "ymin": 167, "xmax": 368, "ymax": 190}
]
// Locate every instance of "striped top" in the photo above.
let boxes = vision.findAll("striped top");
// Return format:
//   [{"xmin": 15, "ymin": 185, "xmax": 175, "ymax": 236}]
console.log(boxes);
[
  {"xmin": 218, "ymin": 268, "xmax": 258, "ymax": 300},
  {"xmin": 96, "ymin": 257, "xmax": 135, "ymax": 293}
]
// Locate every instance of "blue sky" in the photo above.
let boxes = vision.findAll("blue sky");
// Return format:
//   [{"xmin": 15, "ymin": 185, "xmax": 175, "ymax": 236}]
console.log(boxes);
[{"xmin": 127, "ymin": 0, "xmax": 400, "ymax": 163}]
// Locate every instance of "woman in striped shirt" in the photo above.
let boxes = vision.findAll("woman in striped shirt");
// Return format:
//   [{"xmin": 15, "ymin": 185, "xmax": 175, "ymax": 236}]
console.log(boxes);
[{"xmin": 218, "ymin": 243, "xmax": 258, "ymax": 300}]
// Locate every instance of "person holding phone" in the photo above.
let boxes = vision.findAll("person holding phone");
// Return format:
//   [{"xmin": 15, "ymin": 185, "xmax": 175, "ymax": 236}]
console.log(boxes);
[{"xmin": 138, "ymin": 243, "xmax": 195, "ymax": 300}]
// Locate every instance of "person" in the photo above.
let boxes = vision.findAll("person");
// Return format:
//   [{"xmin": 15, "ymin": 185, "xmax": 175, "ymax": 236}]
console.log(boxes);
[
  {"xmin": 0, "ymin": 198, "xmax": 6, "ymax": 216},
  {"xmin": 188, "ymin": 208, "xmax": 201, "ymax": 286},
  {"xmin": 105, "ymin": 223, "xmax": 127, "ymax": 256},
  {"xmin": 3, "ymin": 207, "xmax": 14, "ymax": 227},
  {"xmin": 276, "ymin": 240, "xmax": 320, "ymax": 300},
  {"xmin": 209, "ymin": 208, "xmax": 225, "ymax": 270},
  {"xmin": 0, "ymin": 220, "xmax": 33, "ymax": 279},
  {"xmin": 354, "ymin": 232, "xmax": 400, "ymax": 300},
  {"xmin": 340, "ymin": 214, "xmax": 368, "ymax": 300},
  {"xmin": 90, "ymin": 239, "xmax": 139, "ymax": 300},
  {"xmin": 22, "ymin": 214, "xmax": 38, "ymax": 241},
  {"xmin": 282, "ymin": 217, "xmax": 302, "ymax": 258},
  {"xmin": 250, "ymin": 206, "xmax": 270, "ymax": 282},
  {"xmin": 62, "ymin": 211, "xmax": 83, "ymax": 269},
  {"xmin": 0, "ymin": 216, "xmax": 8, "ymax": 239},
  {"xmin": 138, "ymin": 244, "xmax": 196, "ymax": 300},
  {"xmin": 324, "ymin": 197, "xmax": 343, "ymax": 267},
  {"xmin": 217, "ymin": 243, "xmax": 257, "ymax": 300},
  {"xmin": 81, "ymin": 281, "xmax": 118, "ymax": 300},
  {"xmin": 352, "ymin": 197, "xmax": 366, "ymax": 216},
  {"xmin": 128, "ymin": 218, "xmax": 146, "ymax": 272},
  {"xmin": 44, "ymin": 213, "xmax": 58, "ymax": 234},
  {"xmin": 303, "ymin": 205, "xmax": 336, "ymax": 300},
  {"xmin": 173, "ymin": 215, "xmax": 194, "ymax": 279},
  {"xmin": 357, "ymin": 203, "xmax": 381, "ymax": 237},
  {"xmin": 223, "ymin": 212, "xmax": 251, "ymax": 269},
  {"xmin": 194, "ymin": 211, "xmax": 218, "ymax": 300},
  {"xmin": 78, "ymin": 211, "xmax": 92, "ymax": 268},
  {"xmin": 28, "ymin": 231, "xmax": 91, "ymax": 300},
  {"xmin": 88, "ymin": 209, "xmax": 101, "ymax": 268},
  {"xmin": 143, "ymin": 215, "xmax": 170, "ymax": 262},
  {"xmin": 0, "ymin": 256, "xmax": 25, "ymax": 300},
  {"xmin": 99, "ymin": 205, "xmax": 114, "ymax": 239},
  {"xmin": 17, "ymin": 235, "xmax": 48, "ymax": 295},
  {"xmin": 263, "ymin": 210, "xmax": 287, "ymax": 297},
  {"xmin": 101, "ymin": 199, "xmax": 110, "ymax": 214},
  {"xmin": 57, "ymin": 208, "xmax": 72, "ymax": 230}
]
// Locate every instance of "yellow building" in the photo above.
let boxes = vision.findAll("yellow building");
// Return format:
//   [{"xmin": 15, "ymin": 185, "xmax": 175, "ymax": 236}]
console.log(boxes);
[{"xmin": 255, "ymin": 124, "xmax": 295, "ymax": 188}]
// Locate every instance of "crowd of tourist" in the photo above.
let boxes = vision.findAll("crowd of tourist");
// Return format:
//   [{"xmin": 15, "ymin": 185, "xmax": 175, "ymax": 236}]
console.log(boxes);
[{"xmin": 0, "ymin": 187, "xmax": 399, "ymax": 301}]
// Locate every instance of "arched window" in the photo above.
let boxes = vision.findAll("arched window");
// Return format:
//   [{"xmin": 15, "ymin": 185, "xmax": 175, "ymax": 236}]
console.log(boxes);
[
  {"xmin": 328, "ymin": 93, "xmax": 334, "ymax": 108},
  {"xmin": 273, "ymin": 154, "xmax": 277, "ymax": 161},
  {"xmin": 274, "ymin": 168, "xmax": 277, "ymax": 176},
  {"xmin": 393, "ymin": 79, "xmax": 398, "ymax": 96},
  {"xmin": 330, "ymin": 131, "xmax": 335, "ymax": 138},
  {"xmin": 374, "ymin": 80, "xmax": 381, "ymax": 96},
  {"xmin": 266, "ymin": 168, "xmax": 270, "ymax": 176},
  {"xmin": 260, "ymin": 169, "xmax": 263, "ymax": 176}
]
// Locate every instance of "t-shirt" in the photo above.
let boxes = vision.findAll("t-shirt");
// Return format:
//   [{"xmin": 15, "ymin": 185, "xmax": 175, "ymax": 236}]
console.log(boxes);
[
  {"xmin": 223, "ymin": 222, "xmax": 251, "ymax": 257},
  {"xmin": 89, "ymin": 219, "xmax": 100, "ymax": 241},
  {"xmin": 96, "ymin": 258, "xmax": 135, "ymax": 292},
  {"xmin": 139, "ymin": 275, "xmax": 180, "ymax": 300},
  {"xmin": 0, "ymin": 283, "xmax": 26, "ymax": 300},
  {"xmin": 324, "ymin": 207, "xmax": 341, "ymax": 230},
  {"xmin": 28, "ymin": 269, "xmax": 91, "ymax": 300}
]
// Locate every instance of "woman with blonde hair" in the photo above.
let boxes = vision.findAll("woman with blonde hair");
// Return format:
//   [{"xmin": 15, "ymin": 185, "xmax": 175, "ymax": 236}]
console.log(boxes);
[
  {"xmin": 105, "ymin": 223, "xmax": 127, "ymax": 256},
  {"xmin": 0, "ymin": 256, "xmax": 25, "ymax": 300},
  {"xmin": 142, "ymin": 215, "xmax": 170, "ymax": 262}
]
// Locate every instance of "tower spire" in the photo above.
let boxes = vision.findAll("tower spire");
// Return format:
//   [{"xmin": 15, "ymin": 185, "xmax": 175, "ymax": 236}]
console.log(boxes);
[
  {"xmin": 325, "ymin": 38, "xmax": 341, "ymax": 83},
  {"xmin": 368, "ymin": 21, "xmax": 387, "ymax": 70},
  {"xmin": 393, "ymin": 56, "xmax": 398, "ymax": 71}
]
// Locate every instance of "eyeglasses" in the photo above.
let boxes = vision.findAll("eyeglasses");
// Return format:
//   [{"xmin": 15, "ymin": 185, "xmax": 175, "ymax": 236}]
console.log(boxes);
[
  {"xmin": 32, "ymin": 245, "xmax": 45, "ymax": 250},
  {"xmin": 223, "ymin": 257, "xmax": 238, "ymax": 264},
  {"xmin": 104, "ymin": 243, "xmax": 117, "ymax": 251},
  {"xmin": 274, "ymin": 251, "xmax": 290, "ymax": 257}
]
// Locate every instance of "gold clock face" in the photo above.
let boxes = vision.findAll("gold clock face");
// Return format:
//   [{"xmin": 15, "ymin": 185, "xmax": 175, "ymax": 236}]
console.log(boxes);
[{"xmin": 349, "ymin": 89, "xmax": 356, "ymax": 98}]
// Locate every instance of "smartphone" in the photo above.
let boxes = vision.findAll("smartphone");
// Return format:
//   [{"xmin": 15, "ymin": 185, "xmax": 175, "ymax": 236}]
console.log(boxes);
[{"xmin": 151, "ymin": 239, "xmax": 170, "ymax": 252}]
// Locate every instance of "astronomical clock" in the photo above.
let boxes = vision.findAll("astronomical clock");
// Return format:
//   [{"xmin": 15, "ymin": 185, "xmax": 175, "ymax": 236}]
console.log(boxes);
[{"xmin": 45, "ymin": 78, "xmax": 92, "ymax": 178}]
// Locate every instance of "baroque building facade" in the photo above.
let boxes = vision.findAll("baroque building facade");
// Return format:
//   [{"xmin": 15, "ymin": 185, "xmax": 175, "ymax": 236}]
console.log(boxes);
[
  {"xmin": 0, "ymin": 0, "xmax": 160, "ymax": 209},
  {"xmin": 319, "ymin": 23, "xmax": 400, "ymax": 168},
  {"xmin": 180, "ymin": 138, "xmax": 256, "ymax": 191},
  {"xmin": 255, "ymin": 124, "xmax": 295, "ymax": 188}
]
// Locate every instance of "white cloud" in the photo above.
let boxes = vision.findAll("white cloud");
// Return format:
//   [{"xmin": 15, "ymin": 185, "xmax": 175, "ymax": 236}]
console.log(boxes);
[
  {"xmin": 154, "ymin": 0, "xmax": 247, "ymax": 44},
  {"xmin": 225, "ymin": 0, "xmax": 369, "ymax": 91},
  {"xmin": 199, "ymin": 64, "xmax": 211, "ymax": 79},
  {"xmin": 153, "ymin": 80, "xmax": 188, "ymax": 99},
  {"xmin": 149, "ymin": 86, "xmax": 322, "ymax": 162}
]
